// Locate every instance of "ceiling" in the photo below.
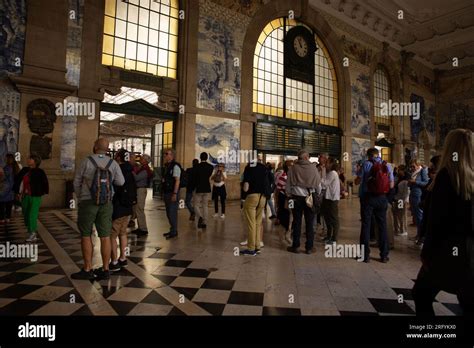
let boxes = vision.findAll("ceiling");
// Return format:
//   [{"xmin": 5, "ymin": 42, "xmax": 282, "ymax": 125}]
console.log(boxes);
[{"xmin": 310, "ymin": 0, "xmax": 474, "ymax": 69}]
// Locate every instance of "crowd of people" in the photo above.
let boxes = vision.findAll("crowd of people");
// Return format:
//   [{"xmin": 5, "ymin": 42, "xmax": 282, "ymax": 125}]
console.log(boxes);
[{"xmin": 2, "ymin": 127, "xmax": 470, "ymax": 315}]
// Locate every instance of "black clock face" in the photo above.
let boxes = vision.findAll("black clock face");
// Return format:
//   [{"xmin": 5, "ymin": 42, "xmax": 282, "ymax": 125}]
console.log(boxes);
[
  {"xmin": 284, "ymin": 25, "xmax": 317, "ymax": 85},
  {"xmin": 293, "ymin": 35, "xmax": 308, "ymax": 57}
]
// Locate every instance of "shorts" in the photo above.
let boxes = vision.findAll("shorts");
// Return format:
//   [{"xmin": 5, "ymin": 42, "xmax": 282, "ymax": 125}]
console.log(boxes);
[
  {"xmin": 77, "ymin": 200, "xmax": 113, "ymax": 238},
  {"xmin": 111, "ymin": 215, "xmax": 131, "ymax": 239}
]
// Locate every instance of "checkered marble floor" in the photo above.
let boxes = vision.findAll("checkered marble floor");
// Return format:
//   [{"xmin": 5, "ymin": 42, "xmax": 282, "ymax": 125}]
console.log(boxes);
[{"xmin": 0, "ymin": 196, "xmax": 463, "ymax": 316}]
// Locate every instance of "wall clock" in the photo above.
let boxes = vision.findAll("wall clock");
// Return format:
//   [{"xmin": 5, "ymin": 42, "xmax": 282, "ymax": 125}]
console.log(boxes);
[{"xmin": 284, "ymin": 25, "xmax": 317, "ymax": 85}]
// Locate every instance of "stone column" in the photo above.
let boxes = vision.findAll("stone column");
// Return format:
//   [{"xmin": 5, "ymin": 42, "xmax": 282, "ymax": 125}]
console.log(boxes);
[
  {"xmin": 11, "ymin": 0, "xmax": 76, "ymax": 208},
  {"xmin": 74, "ymin": 0, "xmax": 105, "ymax": 165}
]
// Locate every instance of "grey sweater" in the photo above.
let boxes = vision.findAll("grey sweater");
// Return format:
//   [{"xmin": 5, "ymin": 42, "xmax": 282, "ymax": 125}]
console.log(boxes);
[{"xmin": 73, "ymin": 154, "xmax": 125, "ymax": 201}]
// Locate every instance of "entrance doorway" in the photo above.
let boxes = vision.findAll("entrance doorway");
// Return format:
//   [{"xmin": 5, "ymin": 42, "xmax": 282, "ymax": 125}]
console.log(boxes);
[{"xmin": 100, "ymin": 87, "xmax": 177, "ymax": 196}]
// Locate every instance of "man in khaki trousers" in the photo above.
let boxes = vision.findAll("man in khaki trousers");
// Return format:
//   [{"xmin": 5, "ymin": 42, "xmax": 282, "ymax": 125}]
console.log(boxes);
[{"xmin": 240, "ymin": 160, "xmax": 269, "ymax": 256}]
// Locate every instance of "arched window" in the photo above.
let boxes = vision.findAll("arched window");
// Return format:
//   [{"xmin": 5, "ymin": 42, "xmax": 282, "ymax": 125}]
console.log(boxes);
[
  {"xmin": 253, "ymin": 18, "xmax": 338, "ymax": 127},
  {"xmin": 373, "ymin": 66, "xmax": 391, "ymax": 125},
  {"xmin": 102, "ymin": 0, "xmax": 178, "ymax": 78}
]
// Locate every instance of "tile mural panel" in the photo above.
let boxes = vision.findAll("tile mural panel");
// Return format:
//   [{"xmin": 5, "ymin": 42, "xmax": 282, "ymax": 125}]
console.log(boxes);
[
  {"xmin": 409, "ymin": 94, "xmax": 435, "ymax": 145},
  {"xmin": 195, "ymin": 114, "xmax": 240, "ymax": 174},
  {"xmin": 196, "ymin": 0, "xmax": 251, "ymax": 114},
  {"xmin": 351, "ymin": 72, "xmax": 371, "ymax": 136},
  {"xmin": 0, "ymin": 0, "xmax": 26, "ymax": 77},
  {"xmin": 65, "ymin": 0, "xmax": 84, "ymax": 87},
  {"xmin": 60, "ymin": 97, "xmax": 78, "ymax": 171},
  {"xmin": 439, "ymin": 100, "xmax": 474, "ymax": 146},
  {"xmin": 351, "ymin": 137, "xmax": 371, "ymax": 176},
  {"xmin": 0, "ymin": 84, "xmax": 20, "ymax": 167}
]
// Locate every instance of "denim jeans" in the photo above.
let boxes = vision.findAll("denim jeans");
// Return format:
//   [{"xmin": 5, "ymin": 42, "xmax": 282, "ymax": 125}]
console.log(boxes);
[
  {"xmin": 410, "ymin": 192, "xmax": 423, "ymax": 238},
  {"xmin": 360, "ymin": 194, "xmax": 389, "ymax": 260},
  {"xmin": 291, "ymin": 196, "xmax": 315, "ymax": 251},
  {"xmin": 164, "ymin": 191, "xmax": 179, "ymax": 234}
]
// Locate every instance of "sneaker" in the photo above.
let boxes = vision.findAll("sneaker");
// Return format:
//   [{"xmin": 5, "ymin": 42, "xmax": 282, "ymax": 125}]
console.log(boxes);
[
  {"xmin": 118, "ymin": 259, "xmax": 128, "ymax": 268},
  {"xmin": 220, "ymin": 214, "xmax": 225, "ymax": 219},
  {"xmin": 213, "ymin": 213, "xmax": 219, "ymax": 218},
  {"xmin": 26, "ymin": 233, "xmax": 38, "ymax": 243},
  {"xmin": 240, "ymin": 249, "xmax": 257, "ymax": 256},
  {"xmin": 71, "ymin": 268, "xmax": 95, "ymax": 280},
  {"xmin": 166, "ymin": 233, "xmax": 178, "ymax": 240},
  {"xmin": 260, "ymin": 241, "xmax": 264, "ymax": 248},
  {"xmin": 240, "ymin": 240, "xmax": 248, "ymax": 246},
  {"xmin": 93, "ymin": 268, "xmax": 110, "ymax": 280},
  {"xmin": 325, "ymin": 239, "xmax": 336, "ymax": 245},
  {"xmin": 255, "ymin": 248, "xmax": 261, "ymax": 254},
  {"xmin": 380, "ymin": 257, "xmax": 390, "ymax": 263},
  {"xmin": 399, "ymin": 232, "xmax": 408, "ymax": 236},
  {"xmin": 109, "ymin": 262, "xmax": 121, "ymax": 272},
  {"xmin": 305, "ymin": 248, "xmax": 315, "ymax": 255}
]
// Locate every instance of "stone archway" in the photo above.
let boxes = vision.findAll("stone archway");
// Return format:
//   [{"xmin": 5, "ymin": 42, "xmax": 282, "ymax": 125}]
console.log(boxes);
[{"xmin": 239, "ymin": 0, "xmax": 352, "ymax": 171}]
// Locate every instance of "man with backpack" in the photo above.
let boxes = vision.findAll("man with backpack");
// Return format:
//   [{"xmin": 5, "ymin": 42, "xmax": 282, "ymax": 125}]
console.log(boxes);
[
  {"xmin": 162, "ymin": 148, "xmax": 181, "ymax": 239},
  {"xmin": 356, "ymin": 148, "xmax": 394, "ymax": 263},
  {"xmin": 131, "ymin": 154, "xmax": 153, "ymax": 236},
  {"xmin": 72, "ymin": 138, "xmax": 125, "ymax": 280},
  {"xmin": 110, "ymin": 149, "xmax": 137, "ymax": 272}
]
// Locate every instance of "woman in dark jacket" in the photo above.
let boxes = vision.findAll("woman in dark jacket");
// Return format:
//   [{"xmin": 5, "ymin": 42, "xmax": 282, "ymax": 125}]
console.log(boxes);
[
  {"xmin": 14, "ymin": 154, "xmax": 49, "ymax": 242},
  {"xmin": 412, "ymin": 129, "xmax": 473, "ymax": 316},
  {"xmin": 110, "ymin": 149, "xmax": 137, "ymax": 272}
]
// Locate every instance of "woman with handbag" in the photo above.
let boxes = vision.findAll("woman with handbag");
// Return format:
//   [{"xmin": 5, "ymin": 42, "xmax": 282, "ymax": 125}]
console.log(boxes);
[
  {"xmin": 211, "ymin": 163, "xmax": 227, "ymax": 219},
  {"xmin": 276, "ymin": 160, "xmax": 293, "ymax": 244},
  {"xmin": 408, "ymin": 159, "xmax": 430, "ymax": 244},
  {"xmin": 412, "ymin": 129, "xmax": 473, "ymax": 316},
  {"xmin": 321, "ymin": 158, "xmax": 340, "ymax": 244}
]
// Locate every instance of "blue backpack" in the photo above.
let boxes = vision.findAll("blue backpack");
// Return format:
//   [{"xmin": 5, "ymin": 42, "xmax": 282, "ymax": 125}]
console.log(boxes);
[{"xmin": 88, "ymin": 156, "xmax": 114, "ymax": 205}]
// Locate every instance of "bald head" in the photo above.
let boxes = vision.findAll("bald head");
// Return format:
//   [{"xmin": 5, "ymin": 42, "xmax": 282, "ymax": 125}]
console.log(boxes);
[{"xmin": 94, "ymin": 138, "xmax": 109, "ymax": 154}]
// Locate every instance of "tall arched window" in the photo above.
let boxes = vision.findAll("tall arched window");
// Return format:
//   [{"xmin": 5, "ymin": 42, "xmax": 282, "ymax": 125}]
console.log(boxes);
[
  {"xmin": 253, "ymin": 18, "xmax": 338, "ymax": 127},
  {"xmin": 102, "ymin": 0, "xmax": 178, "ymax": 78},
  {"xmin": 373, "ymin": 66, "xmax": 391, "ymax": 125}
]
